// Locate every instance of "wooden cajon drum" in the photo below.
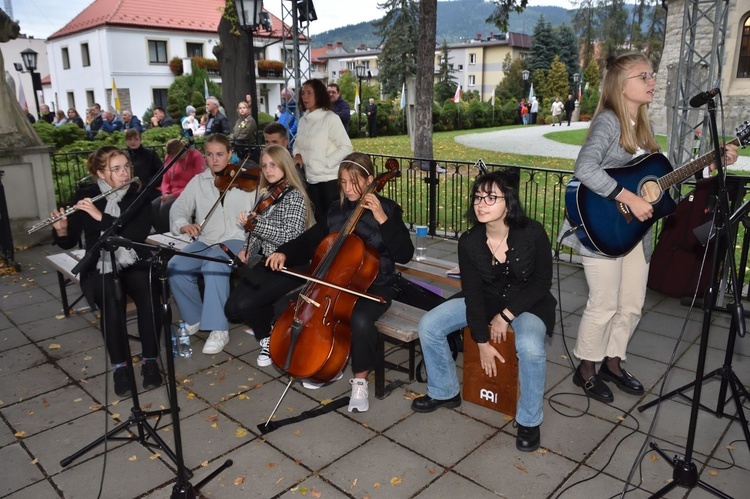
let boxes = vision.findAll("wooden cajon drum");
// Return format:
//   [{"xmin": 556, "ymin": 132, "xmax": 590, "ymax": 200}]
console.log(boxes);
[{"xmin": 462, "ymin": 326, "xmax": 519, "ymax": 416}]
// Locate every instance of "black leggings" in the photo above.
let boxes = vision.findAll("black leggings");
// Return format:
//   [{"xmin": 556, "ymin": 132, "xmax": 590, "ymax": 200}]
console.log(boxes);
[
  {"xmin": 82, "ymin": 264, "xmax": 161, "ymax": 365},
  {"xmin": 225, "ymin": 266, "xmax": 394, "ymax": 373},
  {"xmin": 306, "ymin": 179, "xmax": 339, "ymax": 225}
]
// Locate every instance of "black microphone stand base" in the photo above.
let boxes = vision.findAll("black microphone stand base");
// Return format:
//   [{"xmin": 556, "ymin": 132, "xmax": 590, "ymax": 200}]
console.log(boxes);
[
  {"xmin": 648, "ymin": 442, "xmax": 732, "ymax": 499},
  {"xmin": 170, "ymin": 459, "xmax": 234, "ymax": 499}
]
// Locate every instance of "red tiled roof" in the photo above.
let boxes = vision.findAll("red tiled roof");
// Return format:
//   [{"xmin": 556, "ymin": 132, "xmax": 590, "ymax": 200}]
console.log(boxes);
[
  {"xmin": 311, "ymin": 47, "xmax": 327, "ymax": 63},
  {"xmin": 48, "ymin": 0, "xmax": 290, "ymax": 41},
  {"xmin": 41, "ymin": 75, "xmax": 51, "ymax": 85}
]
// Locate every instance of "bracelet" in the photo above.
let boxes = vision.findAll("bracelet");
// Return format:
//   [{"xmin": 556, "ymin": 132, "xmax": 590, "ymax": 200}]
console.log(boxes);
[{"xmin": 500, "ymin": 311, "xmax": 513, "ymax": 324}]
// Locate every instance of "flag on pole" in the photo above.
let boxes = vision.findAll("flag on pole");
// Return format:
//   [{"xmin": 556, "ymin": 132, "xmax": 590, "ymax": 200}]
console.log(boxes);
[
  {"xmin": 18, "ymin": 78, "xmax": 28, "ymax": 111},
  {"xmin": 491, "ymin": 87, "xmax": 495, "ymax": 107},
  {"xmin": 204, "ymin": 78, "xmax": 209, "ymax": 99},
  {"xmin": 578, "ymin": 84, "xmax": 582, "ymax": 102},
  {"xmin": 528, "ymin": 83, "xmax": 535, "ymax": 101},
  {"xmin": 453, "ymin": 84, "xmax": 461, "ymax": 103},
  {"xmin": 354, "ymin": 84, "xmax": 360, "ymax": 110},
  {"xmin": 111, "ymin": 77, "xmax": 121, "ymax": 112},
  {"xmin": 399, "ymin": 82, "xmax": 406, "ymax": 109}
]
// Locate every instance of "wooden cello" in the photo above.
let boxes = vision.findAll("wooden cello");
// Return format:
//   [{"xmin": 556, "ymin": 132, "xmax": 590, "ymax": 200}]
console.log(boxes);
[{"xmin": 268, "ymin": 163, "xmax": 400, "ymax": 383}]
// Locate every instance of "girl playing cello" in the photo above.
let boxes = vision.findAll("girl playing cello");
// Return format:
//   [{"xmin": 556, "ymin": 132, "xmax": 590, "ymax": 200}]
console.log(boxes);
[
  {"xmin": 245, "ymin": 152, "xmax": 413, "ymax": 412},
  {"xmin": 224, "ymin": 145, "xmax": 314, "ymax": 367}
]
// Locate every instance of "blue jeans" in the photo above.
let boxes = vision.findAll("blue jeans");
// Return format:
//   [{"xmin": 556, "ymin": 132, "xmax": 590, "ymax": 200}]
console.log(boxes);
[
  {"xmin": 418, "ymin": 297, "xmax": 547, "ymax": 427},
  {"xmin": 167, "ymin": 239, "xmax": 244, "ymax": 331}
]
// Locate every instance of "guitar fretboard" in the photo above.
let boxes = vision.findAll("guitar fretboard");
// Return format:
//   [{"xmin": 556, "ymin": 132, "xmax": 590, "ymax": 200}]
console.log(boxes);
[{"xmin": 658, "ymin": 137, "xmax": 741, "ymax": 190}]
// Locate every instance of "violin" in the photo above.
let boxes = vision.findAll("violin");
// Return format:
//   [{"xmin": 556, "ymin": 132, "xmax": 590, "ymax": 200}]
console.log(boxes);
[
  {"xmin": 239, "ymin": 180, "xmax": 289, "ymax": 256},
  {"xmin": 268, "ymin": 162, "xmax": 401, "ymax": 383},
  {"xmin": 213, "ymin": 161, "xmax": 261, "ymax": 193}
]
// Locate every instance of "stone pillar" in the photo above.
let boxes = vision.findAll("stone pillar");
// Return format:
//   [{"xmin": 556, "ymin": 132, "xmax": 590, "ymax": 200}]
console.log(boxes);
[{"xmin": 1, "ymin": 145, "xmax": 56, "ymax": 247}]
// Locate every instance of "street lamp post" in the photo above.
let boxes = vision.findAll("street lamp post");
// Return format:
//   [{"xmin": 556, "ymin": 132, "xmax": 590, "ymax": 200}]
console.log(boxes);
[
  {"xmin": 19, "ymin": 49, "xmax": 42, "ymax": 119},
  {"xmin": 355, "ymin": 65, "xmax": 365, "ymax": 136},
  {"xmin": 573, "ymin": 72, "xmax": 580, "ymax": 100},
  {"xmin": 234, "ymin": 0, "xmax": 264, "ymax": 134},
  {"xmin": 521, "ymin": 69, "xmax": 530, "ymax": 99}
]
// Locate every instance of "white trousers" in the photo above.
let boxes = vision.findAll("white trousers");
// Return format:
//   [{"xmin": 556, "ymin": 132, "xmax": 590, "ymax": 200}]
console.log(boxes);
[{"xmin": 574, "ymin": 242, "xmax": 649, "ymax": 362}]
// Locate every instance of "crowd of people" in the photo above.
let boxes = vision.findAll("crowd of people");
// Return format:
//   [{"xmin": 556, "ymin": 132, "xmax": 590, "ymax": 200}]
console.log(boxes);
[{"xmin": 44, "ymin": 62, "xmax": 740, "ymax": 451}]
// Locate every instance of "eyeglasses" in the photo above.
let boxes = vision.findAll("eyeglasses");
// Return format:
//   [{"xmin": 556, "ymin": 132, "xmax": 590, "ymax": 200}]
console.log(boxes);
[
  {"xmin": 472, "ymin": 194, "xmax": 504, "ymax": 206},
  {"xmin": 108, "ymin": 163, "xmax": 132, "ymax": 174},
  {"xmin": 628, "ymin": 72, "xmax": 657, "ymax": 83}
]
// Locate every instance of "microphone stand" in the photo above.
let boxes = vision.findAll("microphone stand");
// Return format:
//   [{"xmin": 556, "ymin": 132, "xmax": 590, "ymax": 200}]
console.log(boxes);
[
  {"xmin": 640, "ymin": 96, "xmax": 743, "ymax": 498},
  {"xmin": 62, "ymin": 237, "xmax": 234, "ymax": 497}
]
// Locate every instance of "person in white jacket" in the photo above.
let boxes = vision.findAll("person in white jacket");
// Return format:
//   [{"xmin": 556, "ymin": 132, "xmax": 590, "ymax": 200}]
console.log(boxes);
[
  {"xmin": 293, "ymin": 79, "xmax": 353, "ymax": 224},
  {"xmin": 167, "ymin": 134, "xmax": 257, "ymax": 354}
]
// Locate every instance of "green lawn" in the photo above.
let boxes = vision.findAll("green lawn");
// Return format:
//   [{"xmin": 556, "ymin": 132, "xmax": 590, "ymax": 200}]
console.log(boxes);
[{"xmin": 357, "ymin": 126, "xmax": 749, "ymax": 170}]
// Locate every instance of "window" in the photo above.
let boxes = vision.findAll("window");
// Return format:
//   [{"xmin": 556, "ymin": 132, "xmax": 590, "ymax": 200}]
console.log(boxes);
[
  {"xmin": 186, "ymin": 42, "xmax": 203, "ymax": 58},
  {"xmin": 469, "ymin": 53, "xmax": 477, "ymax": 65},
  {"xmin": 469, "ymin": 75, "xmax": 476, "ymax": 87},
  {"xmin": 61, "ymin": 47, "xmax": 70, "ymax": 70},
  {"xmin": 152, "ymin": 88, "xmax": 168, "ymax": 109},
  {"xmin": 86, "ymin": 90, "xmax": 95, "ymax": 107},
  {"xmin": 67, "ymin": 92, "xmax": 75, "ymax": 109},
  {"xmin": 458, "ymin": 64, "xmax": 463, "ymax": 71},
  {"xmin": 738, "ymin": 17, "xmax": 750, "ymax": 78},
  {"xmin": 148, "ymin": 40, "xmax": 168, "ymax": 64},
  {"xmin": 81, "ymin": 43, "xmax": 90, "ymax": 67}
]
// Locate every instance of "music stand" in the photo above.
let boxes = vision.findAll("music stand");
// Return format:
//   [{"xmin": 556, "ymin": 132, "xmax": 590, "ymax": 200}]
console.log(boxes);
[{"xmin": 638, "ymin": 96, "xmax": 744, "ymax": 498}]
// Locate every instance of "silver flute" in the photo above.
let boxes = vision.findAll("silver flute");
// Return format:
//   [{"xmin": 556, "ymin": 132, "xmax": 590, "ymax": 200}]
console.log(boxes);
[{"xmin": 28, "ymin": 177, "xmax": 140, "ymax": 234}]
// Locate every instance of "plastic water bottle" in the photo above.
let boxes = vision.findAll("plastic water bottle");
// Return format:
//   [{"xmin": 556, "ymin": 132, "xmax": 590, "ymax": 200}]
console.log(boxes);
[
  {"xmin": 415, "ymin": 225, "xmax": 428, "ymax": 261},
  {"xmin": 177, "ymin": 322, "xmax": 192, "ymax": 359},
  {"xmin": 171, "ymin": 325, "xmax": 178, "ymax": 357}
]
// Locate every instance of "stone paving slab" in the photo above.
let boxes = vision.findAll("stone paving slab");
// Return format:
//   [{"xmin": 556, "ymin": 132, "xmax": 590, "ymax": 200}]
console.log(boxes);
[{"xmin": 1, "ymin": 243, "xmax": 748, "ymax": 498}]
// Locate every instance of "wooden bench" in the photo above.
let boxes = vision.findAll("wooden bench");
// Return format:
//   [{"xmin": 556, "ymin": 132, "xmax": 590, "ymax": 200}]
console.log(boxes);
[
  {"xmin": 46, "ymin": 249, "xmax": 92, "ymax": 316},
  {"xmin": 373, "ymin": 256, "xmax": 460, "ymax": 399}
]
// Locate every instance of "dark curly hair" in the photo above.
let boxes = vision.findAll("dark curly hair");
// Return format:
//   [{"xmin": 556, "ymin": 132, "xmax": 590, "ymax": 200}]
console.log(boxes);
[
  {"xmin": 300, "ymin": 79, "xmax": 330, "ymax": 112},
  {"xmin": 464, "ymin": 169, "xmax": 526, "ymax": 228}
]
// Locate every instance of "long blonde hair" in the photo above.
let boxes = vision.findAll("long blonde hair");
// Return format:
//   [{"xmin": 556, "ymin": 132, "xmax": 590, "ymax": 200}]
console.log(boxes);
[
  {"xmin": 337, "ymin": 152, "xmax": 375, "ymax": 205},
  {"xmin": 260, "ymin": 145, "xmax": 315, "ymax": 228},
  {"xmin": 592, "ymin": 52, "xmax": 659, "ymax": 154}
]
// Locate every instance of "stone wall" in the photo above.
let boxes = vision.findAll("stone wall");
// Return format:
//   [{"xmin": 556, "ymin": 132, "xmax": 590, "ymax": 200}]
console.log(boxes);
[{"xmin": 651, "ymin": 0, "xmax": 748, "ymax": 137}]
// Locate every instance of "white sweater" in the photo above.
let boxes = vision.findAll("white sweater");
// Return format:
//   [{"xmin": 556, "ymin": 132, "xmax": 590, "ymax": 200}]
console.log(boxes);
[
  {"xmin": 169, "ymin": 169, "xmax": 257, "ymax": 244},
  {"xmin": 293, "ymin": 108, "xmax": 353, "ymax": 184}
]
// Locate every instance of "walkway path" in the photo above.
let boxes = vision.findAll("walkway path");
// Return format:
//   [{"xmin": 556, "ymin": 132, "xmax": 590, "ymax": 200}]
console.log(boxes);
[{"xmin": 456, "ymin": 121, "xmax": 750, "ymax": 170}]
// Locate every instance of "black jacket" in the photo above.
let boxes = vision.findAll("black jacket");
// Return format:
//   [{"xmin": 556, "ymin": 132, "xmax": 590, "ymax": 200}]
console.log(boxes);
[
  {"xmin": 458, "ymin": 218, "xmax": 556, "ymax": 342},
  {"xmin": 277, "ymin": 196, "xmax": 414, "ymax": 286},
  {"xmin": 206, "ymin": 111, "xmax": 231, "ymax": 135}
]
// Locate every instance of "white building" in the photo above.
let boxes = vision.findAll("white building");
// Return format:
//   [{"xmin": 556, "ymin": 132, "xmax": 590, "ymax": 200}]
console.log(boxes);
[
  {"xmin": 46, "ymin": 0, "xmax": 306, "ymax": 119},
  {"xmin": 3, "ymin": 34, "xmax": 49, "ymax": 117}
]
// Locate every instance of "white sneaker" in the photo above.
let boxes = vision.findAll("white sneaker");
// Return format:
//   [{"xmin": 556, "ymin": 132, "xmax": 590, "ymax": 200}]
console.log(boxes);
[
  {"xmin": 302, "ymin": 371, "xmax": 343, "ymax": 390},
  {"xmin": 257, "ymin": 337, "xmax": 272, "ymax": 367},
  {"xmin": 348, "ymin": 378, "xmax": 369, "ymax": 413},
  {"xmin": 185, "ymin": 322, "xmax": 200, "ymax": 335},
  {"xmin": 202, "ymin": 330, "xmax": 229, "ymax": 354}
]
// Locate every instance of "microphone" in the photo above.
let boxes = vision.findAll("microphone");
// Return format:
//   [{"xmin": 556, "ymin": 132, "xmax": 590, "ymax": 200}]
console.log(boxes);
[
  {"xmin": 219, "ymin": 244, "xmax": 259, "ymax": 284},
  {"xmin": 105, "ymin": 236, "xmax": 134, "ymax": 249},
  {"xmin": 689, "ymin": 87, "xmax": 720, "ymax": 108}
]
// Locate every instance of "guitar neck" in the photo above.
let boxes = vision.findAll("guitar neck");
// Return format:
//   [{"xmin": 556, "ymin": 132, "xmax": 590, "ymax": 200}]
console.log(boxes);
[{"xmin": 660, "ymin": 137, "xmax": 741, "ymax": 190}]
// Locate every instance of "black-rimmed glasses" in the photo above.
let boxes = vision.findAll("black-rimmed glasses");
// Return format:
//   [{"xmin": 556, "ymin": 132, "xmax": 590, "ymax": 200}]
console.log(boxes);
[
  {"xmin": 472, "ymin": 194, "xmax": 504, "ymax": 206},
  {"xmin": 628, "ymin": 72, "xmax": 657, "ymax": 82}
]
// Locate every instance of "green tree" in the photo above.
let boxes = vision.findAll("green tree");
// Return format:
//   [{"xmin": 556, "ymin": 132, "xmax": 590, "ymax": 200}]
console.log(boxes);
[
  {"xmin": 547, "ymin": 56, "xmax": 570, "ymax": 103},
  {"xmin": 526, "ymin": 16, "xmax": 555, "ymax": 73},
  {"xmin": 168, "ymin": 66, "xmax": 221, "ymax": 120},
  {"xmin": 554, "ymin": 25, "xmax": 580, "ymax": 87},
  {"xmin": 597, "ymin": 0, "xmax": 629, "ymax": 67},
  {"xmin": 487, "ymin": 0, "xmax": 530, "ymax": 31},
  {"xmin": 495, "ymin": 54, "xmax": 525, "ymax": 103},
  {"xmin": 373, "ymin": 0, "xmax": 419, "ymax": 97},
  {"xmin": 571, "ymin": 0, "xmax": 598, "ymax": 68},
  {"xmin": 643, "ymin": 1, "xmax": 666, "ymax": 70},
  {"xmin": 434, "ymin": 39, "xmax": 458, "ymax": 104},
  {"xmin": 582, "ymin": 58, "xmax": 600, "ymax": 92}
]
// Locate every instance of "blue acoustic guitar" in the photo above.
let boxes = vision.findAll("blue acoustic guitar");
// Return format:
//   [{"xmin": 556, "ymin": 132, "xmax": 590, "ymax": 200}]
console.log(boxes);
[{"xmin": 565, "ymin": 123, "xmax": 749, "ymax": 257}]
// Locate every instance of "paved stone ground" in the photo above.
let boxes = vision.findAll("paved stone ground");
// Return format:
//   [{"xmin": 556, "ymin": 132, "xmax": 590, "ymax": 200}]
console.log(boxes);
[
  {"xmin": 455, "ymin": 122, "xmax": 750, "ymax": 171},
  {"xmin": 1, "ymin": 236, "xmax": 748, "ymax": 498}
]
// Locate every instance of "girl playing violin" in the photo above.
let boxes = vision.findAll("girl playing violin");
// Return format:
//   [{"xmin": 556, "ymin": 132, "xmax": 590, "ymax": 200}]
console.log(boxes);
[
  {"xmin": 52, "ymin": 146, "xmax": 161, "ymax": 397},
  {"xmin": 262, "ymin": 152, "xmax": 414, "ymax": 413},
  {"xmin": 167, "ymin": 134, "xmax": 257, "ymax": 355},
  {"xmin": 224, "ymin": 145, "xmax": 314, "ymax": 366}
]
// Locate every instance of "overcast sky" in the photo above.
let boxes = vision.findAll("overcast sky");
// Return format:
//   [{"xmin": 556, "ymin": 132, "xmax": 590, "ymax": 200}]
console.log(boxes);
[{"xmin": 11, "ymin": 0, "xmax": 576, "ymax": 39}]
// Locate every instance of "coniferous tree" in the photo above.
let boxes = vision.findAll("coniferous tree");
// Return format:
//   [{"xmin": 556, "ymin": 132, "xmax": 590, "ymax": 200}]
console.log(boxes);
[
  {"xmin": 597, "ymin": 0, "xmax": 629, "ymax": 66},
  {"xmin": 555, "ymin": 25, "xmax": 580, "ymax": 85},
  {"xmin": 486, "ymin": 0, "xmax": 530, "ymax": 31},
  {"xmin": 373, "ymin": 0, "xmax": 419, "ymax": 97},
  {"xmin": 547, "ymin": 55, "xmax": 570, "ymax": 102},
  {"xmin": 571, "ymin": 0, "xmax": 597, "ymax": 68},
  {"xmin": 644, "ymin": 1, "xmax": 666, "ymax": 69},
  {"xmin": 434, "ymin": 39, "xmax": 458, "ymax": 104},
  {"xmin": 526, "ymin": 16, "xmax": 555, "ymax": 73}
]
